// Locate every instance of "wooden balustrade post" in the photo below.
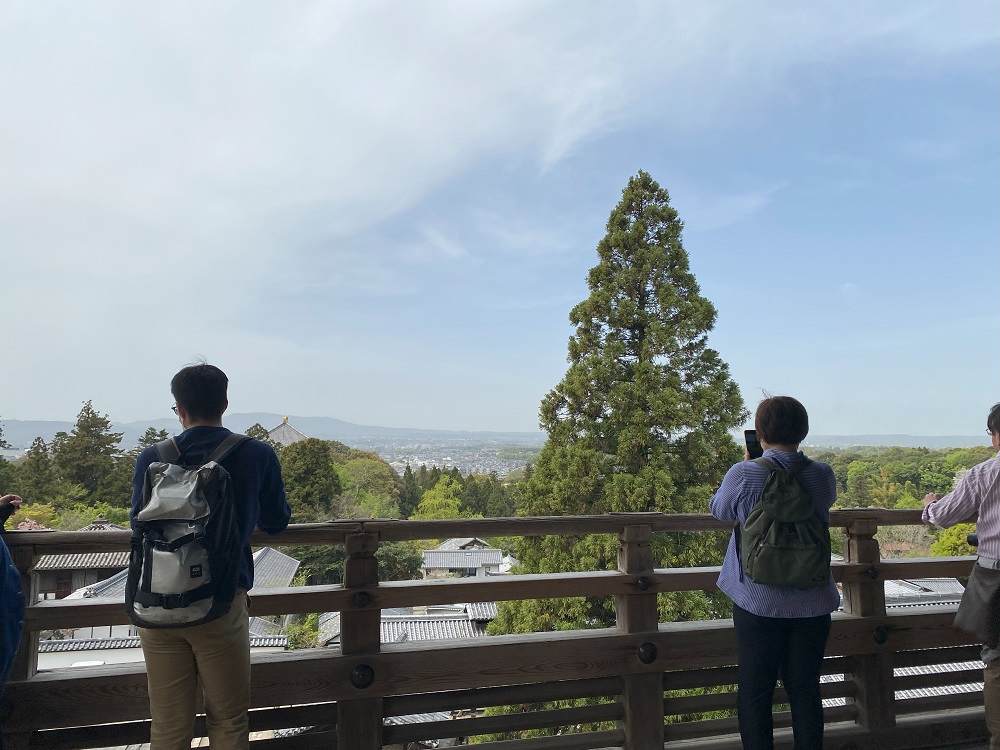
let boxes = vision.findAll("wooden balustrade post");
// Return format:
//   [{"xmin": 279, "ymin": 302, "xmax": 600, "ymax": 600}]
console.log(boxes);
[
  {"xmin": 3, "ymin": 542, "xmax": 38, "ymax": 750},
  {"xmin": 337, "ymin": 531, "xmax": 383, "ymax": 749},
  {"xmin": 842, "ymin": 518, "xmax": 896, "ymax": 732},
  {"xmin": 615, "ymin": 523, "xmax": 663, "ymax": 750}
]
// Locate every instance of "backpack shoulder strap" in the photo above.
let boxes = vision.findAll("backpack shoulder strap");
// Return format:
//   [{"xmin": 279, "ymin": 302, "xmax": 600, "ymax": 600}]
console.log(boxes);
[
  {"xmin": 751, "ymin": 457, "xmax": 777, "ymax": 472},
  {"xmin": 153, "ymin": 438, "xmax": 181, "ymax": 463},
  {"xmin": 208, "ymin": 433, "xmax": 251, "ymax": 464}
]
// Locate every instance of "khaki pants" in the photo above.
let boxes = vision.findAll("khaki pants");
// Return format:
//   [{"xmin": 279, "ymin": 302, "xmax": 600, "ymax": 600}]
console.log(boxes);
[
  {"xmin": 986, "ymin": 660, "xmax": 1000, "ymax": 750},
  {"xmin": 138, "ymin": 593, "xmax": 251, "ymax": 750}
]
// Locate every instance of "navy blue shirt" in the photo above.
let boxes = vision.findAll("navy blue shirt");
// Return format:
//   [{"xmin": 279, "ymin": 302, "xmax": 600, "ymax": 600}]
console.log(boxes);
[{"xmin": 131, "ymin": 426, "xmax": 291, "ymax": 590}]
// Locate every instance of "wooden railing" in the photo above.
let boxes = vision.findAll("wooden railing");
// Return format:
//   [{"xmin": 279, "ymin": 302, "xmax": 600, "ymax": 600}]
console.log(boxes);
[{"xmin": 0, "ymin": 510, "xmax": 989, "ymax": 750}]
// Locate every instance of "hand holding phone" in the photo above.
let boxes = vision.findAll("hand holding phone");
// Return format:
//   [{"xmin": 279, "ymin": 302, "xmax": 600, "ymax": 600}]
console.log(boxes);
[{"xmin": 745, "ymin": 430, "xmax": 763, "ymax": 459}]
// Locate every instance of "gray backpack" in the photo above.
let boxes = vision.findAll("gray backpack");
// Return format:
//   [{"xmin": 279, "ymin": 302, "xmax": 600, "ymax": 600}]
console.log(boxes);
[
  {"xmin": 738, "ymin": 457, "xmax": 831, "ymax": 588},
  {"xmin": 126, "ymin": 434, "xmax": 248, "ymax": 628}
]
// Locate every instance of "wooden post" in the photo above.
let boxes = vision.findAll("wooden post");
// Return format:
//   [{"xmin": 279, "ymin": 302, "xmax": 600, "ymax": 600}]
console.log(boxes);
[
  {"xmin": 2, "ymin": 541, "xmax": 38, "ymax": 750},
  {"xmin": 842, "ymin": 518, "xmax": 896, "ymax": 731},
  {"xmin": 337, "ymin": 531, "xmax": 383, "ymax": 749},
  {"xmin": 615, "ymin": 523, "xmax": 663, "ymax": 750}
]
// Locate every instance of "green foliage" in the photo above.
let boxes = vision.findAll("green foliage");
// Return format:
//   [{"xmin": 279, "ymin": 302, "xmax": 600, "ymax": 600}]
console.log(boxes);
[
  {"xmin": 279, "ymin": 438, "xmax": 342, "ymax": 522},
  {"xmin": 50, "ymin": 401, "xmax": 123, "ymax": 503},
  {"xmin": 245, "ymin": 423, "xmax": 284, "ymax": 455},
  {"xmin": 285, "ymin": 543, "xmax": 347, "ymax": 585},
  {"xmin": 0, "ymin": 416, "xmax": 10, "ymax": 449},
  {"xmin": 57, "ymin": 501, "xmax": 131, "ymax": 530},
  {"xmin": 498, "ymin": 171, "xmax": 747, "ymax": 653},
  {"xmin": 398, "ymin": 464, "xmax": 422, "ymax": 518},
  {"xmin": 460, "ymin": 472, "xmax": 514, "ymax": 518},
  {"xmin": 376, "ymin": 541, "xmax": 423, "ymax": 581},
  {"xmin": 13, "ymin": 438, "xmax": 59, "ymax": 503},
  {"xmin": 411, "ymin": 476, "xmax": 466, "ymax": 520},
  {"xmin": 931, "ymin": 523, "xmax": 978, "ymax": 557},
  {"xmin": 286, "ymin": 612, "xmax": 319, "ymax": 650},
  {"xmin": 10, "ymin": 502, "xmax": 59, "ymax": 529},
  {"xmin": 341, "ymin": 456, "xmax": 401, "ymax": 506}
]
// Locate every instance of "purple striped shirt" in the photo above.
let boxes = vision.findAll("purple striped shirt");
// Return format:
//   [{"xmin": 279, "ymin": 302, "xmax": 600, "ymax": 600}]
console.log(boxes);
[
  {"xmin": 710, "ymin": 449, "xmax": 841, "ymax": 618},
  {"xmin": 922, "ymin": 451, "xmax": 1000, "ymax": 558}
]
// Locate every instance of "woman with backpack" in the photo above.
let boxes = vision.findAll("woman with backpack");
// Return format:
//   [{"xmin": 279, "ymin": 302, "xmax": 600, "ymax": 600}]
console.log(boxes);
[{"xmin": 710, "ymin": 396, "xmax": 839, "ymax": 750}]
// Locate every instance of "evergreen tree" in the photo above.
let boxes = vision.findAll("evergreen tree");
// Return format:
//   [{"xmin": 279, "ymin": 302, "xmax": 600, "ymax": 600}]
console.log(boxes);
[
  {"xmin": 0, "ymin": 417, "xmax": 13, "ymax": 492},
  {"xmin": 280, "ymin": 438, "xmax": 342, "ymax": 522},
  {"xmin": 398, "ymin": 464, "xmax": 422, "ymax": 518},
  {"xmin": 411, "ymin": 476, "xmax": 465, "ymax": 520},
  {"xmin": 50, "ymin": 401, "xmax": 123, "ymax": 504},
  {"xmin": 494, "ymin": 171, "xmax": 746, "ymax": 636}
]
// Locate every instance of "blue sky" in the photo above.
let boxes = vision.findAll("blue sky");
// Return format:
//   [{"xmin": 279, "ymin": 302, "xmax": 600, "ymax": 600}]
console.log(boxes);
[{"xmin": 1, "ymin": 1, "xmax": 997, "ymax": 436}]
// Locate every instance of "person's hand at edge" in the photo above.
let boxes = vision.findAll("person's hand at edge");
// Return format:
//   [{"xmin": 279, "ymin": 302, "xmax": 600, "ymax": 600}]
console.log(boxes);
[{"xmin": 0, "ymin": 494, "xmax": 21, "ymax": 509}]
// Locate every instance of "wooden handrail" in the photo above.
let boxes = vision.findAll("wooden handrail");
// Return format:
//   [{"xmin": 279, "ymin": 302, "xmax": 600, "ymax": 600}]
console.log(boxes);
[{"xmin": 0, "ymin": 510, "xmax": 988, "ymax": 750}]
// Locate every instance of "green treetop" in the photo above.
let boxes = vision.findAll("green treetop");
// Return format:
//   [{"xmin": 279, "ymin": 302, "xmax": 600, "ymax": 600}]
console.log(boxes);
[
  {"xmin": 495, "ymin": 171, "xmax": 747, "ymax": 634},
  {"xmin": 51, "ymin": 401, "xmax": 123, "ymax": 505}
]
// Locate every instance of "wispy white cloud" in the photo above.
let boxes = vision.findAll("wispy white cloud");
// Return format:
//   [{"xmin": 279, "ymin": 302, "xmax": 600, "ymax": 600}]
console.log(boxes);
[{"xmin": 0, "ymin": 0, "xmax": 995, "ymax": 427}]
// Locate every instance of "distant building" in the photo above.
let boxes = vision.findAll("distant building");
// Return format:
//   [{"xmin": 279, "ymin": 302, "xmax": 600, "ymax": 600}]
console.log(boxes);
[
  {"xmin": 267, "ymin": 416, "xmax": 309, "ymax": 447},
  {"xmin": 32, "ymin": 517, "xmax": 129, "ymax": 600},
  {"xmin": 422, "ymin": 548, "xmax": 502, "ymax": 579}
]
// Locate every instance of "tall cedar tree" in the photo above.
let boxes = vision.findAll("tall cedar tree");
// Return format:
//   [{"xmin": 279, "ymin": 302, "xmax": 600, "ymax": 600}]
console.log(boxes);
[
  {"xmin": 51, "ymin": 401, "xmax": 124, "ymax": 505},
  {"xmin": 493, "ymin": 171, "xmax": 746, "ymax": 637}
]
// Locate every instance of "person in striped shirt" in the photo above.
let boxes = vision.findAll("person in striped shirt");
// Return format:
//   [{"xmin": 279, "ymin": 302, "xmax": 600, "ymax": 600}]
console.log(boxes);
[{"xmin": 923, "ymin": 403, "xmax": 1000, "ymax": 750}]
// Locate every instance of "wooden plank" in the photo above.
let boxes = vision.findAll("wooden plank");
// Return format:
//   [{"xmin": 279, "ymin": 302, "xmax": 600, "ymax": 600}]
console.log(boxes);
[
  {"xmin": 662, "ymin": 704, "xmax": 857, "ymax": 742},
  {"xmin": 0, "ymin": 510, "xmax": 953, "ymax": 556},
  {"xmin": 383, "ymin": 677, "xmax": 622, "ymax": 716},
  {"xmin": 9, "ymin": 544, "xmax": 38, "ymax": 681},
  {"xmin": 895, "ymin": 692, "xmax": 984, "ymax": 715},
  {"xmin": 895, "ymin": 669, "xmax": 985, "ymax": 691},
  {"xmin": 893, "ymin": 645, "xmax": 983, "ymax": 669},
  {"xmin": 465, "ymin": 729, "xmax": 625, "ymax": 750},
  {"xmin": 383, "ymin": 702, "xmax": 623, "ymax": 744},
  {"xmin": 337, "ymin": 531, "xmax": 382, "ymax": 750},
  {"xmin": 662, "ymin": 679, "xmax": 854, "ymax": 716},
  {"xmin": 25, "ymin": 703, "xmax": 337, "ymax": 750},
  {"xmin": 6, "ymin": 605, "xmax": 982, "ymax": 732},
  {"xmin": 615, "ymin": 525, "xmax": 662, "ymax": 750}
]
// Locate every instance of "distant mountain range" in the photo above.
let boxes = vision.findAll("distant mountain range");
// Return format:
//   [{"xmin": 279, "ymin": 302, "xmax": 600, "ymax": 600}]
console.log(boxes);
[
  {"xmin": 0, "ymin": 413, "xmax": 547, "ymax": 451},
  {"xmin": 802, "ymin": 434, "xmax": 991, "ymax": 450},
  {"xmin": 0, "ymin": 415, "xmax": 989, "ymax": 453}
]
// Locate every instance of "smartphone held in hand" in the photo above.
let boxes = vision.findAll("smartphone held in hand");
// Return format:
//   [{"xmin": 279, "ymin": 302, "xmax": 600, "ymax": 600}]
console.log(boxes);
[{"xmin": 745, "ymin": 430, "xmax": 763, "ymax": 459}]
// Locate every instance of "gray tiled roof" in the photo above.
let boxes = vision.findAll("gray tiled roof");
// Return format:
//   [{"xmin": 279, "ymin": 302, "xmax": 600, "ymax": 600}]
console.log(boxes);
[
  {"xmin": 77, "ymin": 518, "xmax": 129, "ymax": 532},
  {"xmin": 267, "ymin": 421, "xmax": 310, "ymax": 447},
  {"xmin": 435, "ymin": 538, "xmax": 488, "ymax": 551},
  {"xmin": 39, "ymin": 635, "xmax": 287, "ymax": 652},
  {"xmin": 66, "ymin": 568, "xmax": 129, "ymax": 599},
  {"xmin": 248, "ymin": 616, "xmax": 285, "ymax": 636},
  {"xmin": 422, "ymin": 549, "xmax": 502, "ymax": 569},
  {"xmin": 66, "ymin": 547, "xmax": 299, "ymax": 600},
  {"xmin": 34, "ymin": 552, "xmax": 130, "ymax": 572},
  {"xmin": 384, "ymin": 711, "xmax": 452, "ymax": 726},
  {"xmin": 381, "ymin": 616, "xmax": 487, "ymax": 643},
  {"xmin": 250, "ymin": 547, "xmax": 300, "ymax": 590},
  {"xmin": 465, "ymin": 601, "xmax": 497, "ymax": 621}
]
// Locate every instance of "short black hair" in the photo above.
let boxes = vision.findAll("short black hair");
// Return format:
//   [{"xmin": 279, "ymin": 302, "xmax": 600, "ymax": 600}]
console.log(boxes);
[
  {"xmin": 755, "ymin": 396, "xmax": 809, "ymax": 447},
  {"xmin": 170, "ymin": 363, "xmax": 228, "ymax": 422},
  {"xmin": 988, "ymin": 403, "xmax": 1000, "ymax": 436}
]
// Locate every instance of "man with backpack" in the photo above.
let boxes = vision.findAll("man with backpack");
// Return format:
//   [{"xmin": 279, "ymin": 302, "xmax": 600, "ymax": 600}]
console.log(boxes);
[
  {"xmin": 130, "ymin": 363, "xmax": 291, "ymax": 750},
  {"xmin": 710, "ymin": 396, "xmax": 839, "ymax": 750}
]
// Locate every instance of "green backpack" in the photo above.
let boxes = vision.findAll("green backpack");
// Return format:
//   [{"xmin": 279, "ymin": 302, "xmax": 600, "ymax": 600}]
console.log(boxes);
[{"xmin": 738, "ymin": 457, "xmax": 831, "ymax": 588}]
